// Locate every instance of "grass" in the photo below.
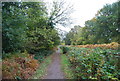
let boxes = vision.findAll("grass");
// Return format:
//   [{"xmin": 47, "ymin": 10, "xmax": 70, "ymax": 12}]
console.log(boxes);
[
  {"xmin": 61, "ymin": 54, "xmax": 74, "ymax": 79},
  {"xmin": 31, "ymin": 54, "xmax": 52, "ymax": 79}
]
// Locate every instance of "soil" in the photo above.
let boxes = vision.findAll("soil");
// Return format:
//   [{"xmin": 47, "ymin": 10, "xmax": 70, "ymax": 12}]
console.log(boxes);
[{"xmin": 43, "ymin": 47, "xmax": 64, "ymax": 79}]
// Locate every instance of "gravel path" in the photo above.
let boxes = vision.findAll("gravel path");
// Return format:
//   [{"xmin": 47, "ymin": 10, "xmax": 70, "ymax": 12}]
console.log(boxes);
[{"xmin": 43, "ymin": 47, "xmax": 64, "ymax": 79}]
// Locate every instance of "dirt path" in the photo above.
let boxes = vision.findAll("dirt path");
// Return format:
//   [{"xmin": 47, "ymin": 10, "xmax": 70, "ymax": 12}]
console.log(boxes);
[{"xmin": 43, "ymin": 47, "xmax": 64, "ymax": 79}]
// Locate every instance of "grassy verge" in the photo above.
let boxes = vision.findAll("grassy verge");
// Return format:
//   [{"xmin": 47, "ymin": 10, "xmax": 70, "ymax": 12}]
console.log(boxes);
[
  {"xmin": 31, "ymin": 54, "xmax": 52, "ymax": 79},
  {"xmin": 61, "ymin": 54, "xmax": 74, "ymax": 79}
]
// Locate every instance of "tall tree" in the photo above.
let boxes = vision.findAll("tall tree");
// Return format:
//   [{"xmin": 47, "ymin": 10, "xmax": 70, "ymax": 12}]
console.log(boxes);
[
  {"xmin": 2, "ymin": 2, "xmax": 27, "ymax": 52},
  {"xmin": 2, "ymin": 1, "xmax": 61, "ymax": 53},
  {"xmin": 64, "ymin": 1, "xmax": 120, "ymax": 45},
  {"xmin": 48, "ymin": 0, "xmax": 73, "ymax": 28}
]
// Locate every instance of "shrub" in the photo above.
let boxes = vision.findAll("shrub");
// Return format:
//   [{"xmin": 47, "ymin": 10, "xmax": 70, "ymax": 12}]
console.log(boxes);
[
  {"xmin": 2, "ymin": 52, "xmax": 39, "ymax": 79},
  {"xmin": 72, "ymin": 42, "xmax": 120, "ymax": 50},
  {"xmin": 34, "ymin": 49, "xmax": 53, "ymax": 62},
  {"xmin": 60, "ymin": 46, "xmax": 120, "ymax": 80},
  {"xmin": 60, "ymin": 46, "xmax": 69, "ymax": 54}
]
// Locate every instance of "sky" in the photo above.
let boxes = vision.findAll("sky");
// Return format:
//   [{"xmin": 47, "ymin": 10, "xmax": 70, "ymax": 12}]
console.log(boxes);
[{"xmin": 44, "ymin": 0, "xmax": 118, "ymax": 32}]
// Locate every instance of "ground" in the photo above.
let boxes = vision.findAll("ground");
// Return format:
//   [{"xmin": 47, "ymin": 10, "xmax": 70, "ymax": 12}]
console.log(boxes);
[{"xmin": 43, "ymin": 47, "xmax": 64, "ymax": 79}]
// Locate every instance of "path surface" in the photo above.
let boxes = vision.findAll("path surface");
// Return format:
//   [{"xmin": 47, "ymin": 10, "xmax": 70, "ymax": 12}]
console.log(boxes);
[{"xmin": 43, "ymin": 47, "xmax": 64, "ymax": 79}]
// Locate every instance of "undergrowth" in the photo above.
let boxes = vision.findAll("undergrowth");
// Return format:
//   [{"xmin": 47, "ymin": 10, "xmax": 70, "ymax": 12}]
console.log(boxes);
[
  {"xmin": 61, "ymin": 54, "xmax": 74, "ymax": 79},
  {"xmin": 31, "ymin": 54, "xmax": 52, "ymax": 79}
]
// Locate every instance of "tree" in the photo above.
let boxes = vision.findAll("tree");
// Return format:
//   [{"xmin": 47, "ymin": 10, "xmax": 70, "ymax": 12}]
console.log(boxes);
[
  {"xmin": 48, "ymin": 0, "xmax": 73, "ymax": 28},
  {"xmin": 64, "ymin": 1, "xmax": 120, "ymax": 45},
  {"xmin": 94, "ymin": 2, "xmax": 120, "ymax": 43},
  {"xmin": 2, "ymin": 1, "xmax": 61, "ymax": 53},
  {"xmin": 2, "ymin": 2, "xmax": 27, "ymax": 52}
]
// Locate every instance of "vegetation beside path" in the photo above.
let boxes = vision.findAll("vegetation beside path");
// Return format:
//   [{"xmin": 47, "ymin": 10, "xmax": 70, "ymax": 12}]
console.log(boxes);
[
  {"xmin": 61, "ymin": 54, "xmax": 74, "ymax": 79},
  {"xmin": 31, "ymin": 54, "xmax": 52, "ymax": 79},
  {"xmin": 2, "ymin": 0, "xmax": 120, "ymax": 80},
  {"xmin": 60, "ymin": 43, "xmax": 120, "ymax": 80}
]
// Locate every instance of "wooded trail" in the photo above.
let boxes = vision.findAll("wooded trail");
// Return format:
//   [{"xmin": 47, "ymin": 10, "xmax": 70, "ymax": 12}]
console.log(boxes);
[{"xmin": 43, "ymin": 47, "xmax": 64, "ymax": 79}]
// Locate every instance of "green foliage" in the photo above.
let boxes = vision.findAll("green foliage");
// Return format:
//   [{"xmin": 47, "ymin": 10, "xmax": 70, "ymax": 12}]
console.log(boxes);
[
  {"xmin": 61, "ymin": 54, "xmax": 74, "ymax": 79},
  {"xmin": 34, "ymin": 49, "xmax": 53, "ymax": 62},
  {"xmin": 2, "ymin": 2, "xmax": 27, "ymax": 52},
  {"xmin": 2, "ymin": 1, "xmax": 72, "ymax": 79},
  {"xmin": 31, "ymin": 54, "xmax": 52, "ymax": 79},
  {"xmin": 2, "ymin": 2, "xmax": 60, "ymax": 54},
  {"xmin": 26, "ymin": 28, "xmax": 60, "ymax": 53},
  {"xmin": 64, "ymin": 1, "xmax": 120, "ymax": 45},
  {"xmin": 60, "ymin": 46, "xmax": 120, "ymax": 80},
  {"xmin": 60, "ymin": 46, "xmax": 69, "ymax": 54}
]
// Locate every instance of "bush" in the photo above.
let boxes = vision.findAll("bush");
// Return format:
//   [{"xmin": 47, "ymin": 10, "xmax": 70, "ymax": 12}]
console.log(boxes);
[
  {"xmin": 60, "ymin": 46, "xmax": 69, "ymax": 54},
  {"xmin": 2, "ymin": 52, "xmax": 39, "ymax": 79},
  {"xmin": 34, "ymin": 49, "xmax": 53, "ymax": 62},
  {"xmin": 60, "ymin": 46, "xmax": 120, "ymax": 80},
  {"xmin": 72, "ymin": 42, "xmax": 120, "ymax": 50}
]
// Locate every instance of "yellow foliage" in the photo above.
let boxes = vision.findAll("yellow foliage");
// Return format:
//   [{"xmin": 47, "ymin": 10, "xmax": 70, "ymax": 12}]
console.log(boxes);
[
  {"xmin": 72, "ymin": 42, "xmax": 120, "ymax": 49},
  {"xmin": 2, "ymin": 53, "xmax": 39, "ymax": 79}
]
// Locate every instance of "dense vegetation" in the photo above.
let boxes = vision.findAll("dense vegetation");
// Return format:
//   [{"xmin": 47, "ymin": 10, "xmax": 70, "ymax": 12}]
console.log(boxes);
[
  {"xmin": 3, "ymin": 52, "xmax": 39, "ymax": 79},
  {"xmin": 2, "ymin": 1, "xmax": 72, "ymax": 79},
  {"xmin": 2, "ymin": 2, "xmax": 60, "ymax": 53},
  {"xmin": 62, "ymin": 2, "xmax": 120, "ymax": 79},
  {"xmin": 64, "ymin": 1, "xmax": 120, "ymax": 45},
  {"xmin": 60, "ymin": 43, "xmax": 120, "ymax": 80},
  {"xmin": 2, "ymin": 0, "xmax": 120, "ymax": 80},
  {"xmin": 2, "ymin": 2, "xmax": 58, "ymax": 79}
]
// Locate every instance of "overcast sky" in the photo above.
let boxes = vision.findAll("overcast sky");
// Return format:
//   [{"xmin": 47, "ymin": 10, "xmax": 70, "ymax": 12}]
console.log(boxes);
[{"xmin": 44, "ymin": 0, "xmax": 118, "ymax": 32}]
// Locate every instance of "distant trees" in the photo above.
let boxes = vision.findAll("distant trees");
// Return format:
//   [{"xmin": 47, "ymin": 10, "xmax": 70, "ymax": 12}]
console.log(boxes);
[{"xmin": 64, "ymin": 1, "xmax": 120, "ymax": 45}]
